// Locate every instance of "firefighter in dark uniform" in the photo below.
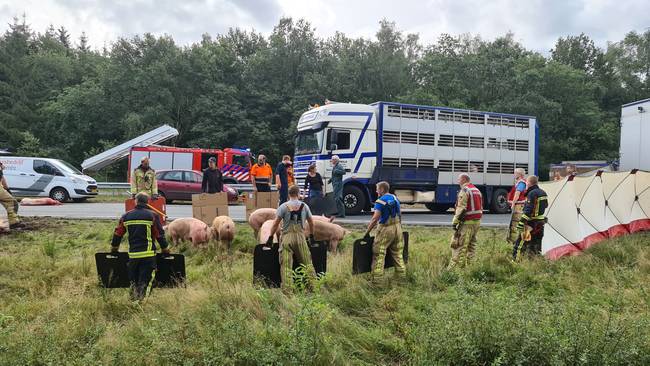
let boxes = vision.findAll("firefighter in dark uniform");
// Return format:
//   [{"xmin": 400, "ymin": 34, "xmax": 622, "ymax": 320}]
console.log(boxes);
[
  {"xmin": 514, "ymin": 175, "xmax": 548, "ymax": 259},
  {"xmin": 365, "ymin": 181, "xmax": 406, "ymax": 282},
  {"xmin": 111, "ymin": 192, "xmax": 169, "ymax": 300}
]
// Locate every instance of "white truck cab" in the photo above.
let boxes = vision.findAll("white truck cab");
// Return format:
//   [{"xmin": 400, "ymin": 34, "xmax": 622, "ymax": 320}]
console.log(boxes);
[{"xmin": 0, "ymin": 157, "xmax": 98, "ymax": 202}]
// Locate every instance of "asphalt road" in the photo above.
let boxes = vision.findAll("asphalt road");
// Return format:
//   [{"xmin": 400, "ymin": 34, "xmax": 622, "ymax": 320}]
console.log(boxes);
[{"xmin": 2, "ymin": 202, "xmax": 510, "ymax": 227}]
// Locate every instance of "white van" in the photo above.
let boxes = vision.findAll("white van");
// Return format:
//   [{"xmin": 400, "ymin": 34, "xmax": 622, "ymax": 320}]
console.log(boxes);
[{"xmin": 0, "ymin": 157, "xmax": 98, "ymax": 202}]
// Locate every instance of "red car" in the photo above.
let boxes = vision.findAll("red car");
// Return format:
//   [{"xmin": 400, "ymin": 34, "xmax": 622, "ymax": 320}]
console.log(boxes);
[{"xmin": 156, "ymin": 169, "xmax": 238, "ymax": 203}]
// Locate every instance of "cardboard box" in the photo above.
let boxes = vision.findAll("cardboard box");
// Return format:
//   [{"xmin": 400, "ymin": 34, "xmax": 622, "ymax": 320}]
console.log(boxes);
[
  {"xmin": 245, "ymin": 191, "xmax": 279, "ymax": 218},
  {"xmin": 192, "ymin": 193, "xmax": 229, "ymax": 225}
]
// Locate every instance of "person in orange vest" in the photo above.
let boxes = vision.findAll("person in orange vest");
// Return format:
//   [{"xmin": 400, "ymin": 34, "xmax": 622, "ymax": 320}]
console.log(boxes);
[
  {"xmin": 448, "ymin": 173, "xmax": 483, "ymax": 269},
  {"xmin": 250, "ymin": 154, "xmax": 273, "ymax": 192},
  {"xmin": 506, "ymin": 168, "xmax": 528, "ymax": 246}
]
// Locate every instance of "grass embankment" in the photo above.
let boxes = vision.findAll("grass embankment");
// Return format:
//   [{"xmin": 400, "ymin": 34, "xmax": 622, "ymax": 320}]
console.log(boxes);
[{"xmin": 1, "ymin": 218, "xmax": 649, "ymax": 365}]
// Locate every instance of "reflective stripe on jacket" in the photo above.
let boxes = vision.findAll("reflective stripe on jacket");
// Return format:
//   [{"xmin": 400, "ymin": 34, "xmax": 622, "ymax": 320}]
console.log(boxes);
[
  {"xmin": 112, "ymin": 205, "xmax": 168, "ymax": 258},
  {"xmin": 520, "ymin": 185, "xmax": 548, "ymax": 223}
]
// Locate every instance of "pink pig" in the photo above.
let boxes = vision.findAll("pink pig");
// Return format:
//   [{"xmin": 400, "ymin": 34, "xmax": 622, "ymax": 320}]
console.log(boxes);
[
  {"xmin": 259, "ymin": 219, "xmax": 281, "ymax": 245},
  {"xmin": 248, "ymin": 208, "xmax": 277, "ymax": 238},
  {"xmin": 305, "ymin": 220, "xmax": 349, "ymax": 252},
  {"xmin": 211, "ymin": 216, "xmax": 236, "ymax": 249},
  {"xmin": 166, "ymin": 218, "xmax": 210, "ymax": 247},
  {"xmin": 20, "ymin": 197, "xmax": 62, "ymax": 206}
]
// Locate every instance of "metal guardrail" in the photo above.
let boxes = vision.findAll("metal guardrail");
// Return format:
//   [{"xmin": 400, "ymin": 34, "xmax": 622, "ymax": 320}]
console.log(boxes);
[{"xmin": 97, "ymin": 182, "xmax": 263, "ymax": 192}]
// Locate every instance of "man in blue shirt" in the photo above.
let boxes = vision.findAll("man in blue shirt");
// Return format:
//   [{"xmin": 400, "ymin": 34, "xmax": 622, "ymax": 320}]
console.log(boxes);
[
  {"xmin": 365, "ymin": 181, "xmax": 406, "ymax": 282},
  {"xmin": 275, "ymin": 155, "xmax": 291, "ymax": 204}
]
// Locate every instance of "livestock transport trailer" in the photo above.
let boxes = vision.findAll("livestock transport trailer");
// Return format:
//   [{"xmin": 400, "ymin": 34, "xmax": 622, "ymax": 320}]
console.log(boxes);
[{"xmin": 293, "ymin": 102, "xmax": 538, "ymax": 215}]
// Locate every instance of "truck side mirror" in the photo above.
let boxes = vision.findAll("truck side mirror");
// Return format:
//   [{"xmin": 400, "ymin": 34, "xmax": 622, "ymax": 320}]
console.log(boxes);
[{"xmin": 329, "ymin": 144, "xmax": 338, "ymax": 151}]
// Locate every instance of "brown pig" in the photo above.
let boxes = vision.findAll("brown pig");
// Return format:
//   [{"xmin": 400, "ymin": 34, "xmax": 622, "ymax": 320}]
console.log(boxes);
[
  {"xmin": 305, "ymin": 220, "xmax": 349, "ymax": 252},
  {"xmin": 211, "ymin": 216, "xmax": 236, "ymax": 249},
  {"xmin": 166, "ymin": 217, "xmax": 210, "ymax": 247}
]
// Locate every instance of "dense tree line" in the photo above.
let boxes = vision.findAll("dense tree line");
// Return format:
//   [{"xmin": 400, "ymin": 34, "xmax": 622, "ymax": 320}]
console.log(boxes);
[{"xmin": 0, "ymin": 16, "xmax": 649, "ymax": 179}]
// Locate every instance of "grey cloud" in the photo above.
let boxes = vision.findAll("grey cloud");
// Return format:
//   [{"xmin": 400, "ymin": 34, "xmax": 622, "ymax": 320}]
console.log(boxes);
[
  {"xmin": 51, "ymin": 0, "xmax": 282, "ymax": 45},
  {"xmin": 1, "ymin": 0, "xmax": 648, "ymax": 52}
]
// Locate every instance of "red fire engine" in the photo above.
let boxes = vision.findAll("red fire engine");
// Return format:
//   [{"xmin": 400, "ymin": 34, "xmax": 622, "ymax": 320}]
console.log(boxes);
[{"xmin": 128, "ymin": 146, "xmax": 252, "ymax": 184}]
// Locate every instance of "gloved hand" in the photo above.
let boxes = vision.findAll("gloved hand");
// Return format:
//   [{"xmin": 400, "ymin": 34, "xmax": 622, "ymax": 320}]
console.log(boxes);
[
  {"xmin": 265, "ymin": 236, "xmax": 274, "ymax": 247},
  {"xmin": 162, "ymin": 247, "xmax": 170, "ymax": 255},
  {"xmin": 152, "ymin": 194, "xmax": 159, "ymax": 200},
  {"xmin": 309, "ymin": 234, "xmax": 316, "ymax": 246},
  {"xmin": 111, "ymin": 246, "xmax": 119, "ymax": 253}
]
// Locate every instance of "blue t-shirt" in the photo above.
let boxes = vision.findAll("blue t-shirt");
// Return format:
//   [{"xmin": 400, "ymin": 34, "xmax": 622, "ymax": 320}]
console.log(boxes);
[
  {"xmin": 374, "ymin": 194, "xmax": 401, "ymax": 224},
  {"xmin": 516, "ymin": 181, "xmax": 526, "ymax": 192}
]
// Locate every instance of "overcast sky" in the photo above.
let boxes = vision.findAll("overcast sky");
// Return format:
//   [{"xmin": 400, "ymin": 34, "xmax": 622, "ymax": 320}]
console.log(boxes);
[{"xmin": 0, "ymin": 0, "xmax": 647, "ymax": 53}]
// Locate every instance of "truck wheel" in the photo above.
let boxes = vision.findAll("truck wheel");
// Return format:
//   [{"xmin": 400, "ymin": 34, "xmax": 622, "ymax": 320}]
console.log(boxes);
[
  {"xmin": 344, "ymin": 185, "xmax": 366, "ymax": 215},
  {"xmin": 425, "ymin": 203, "xmax": 453, "ymax": 213},
  {"xmin": 490, "ymin": 188, "xmax": 509, "ymax": 214},
  {"xmin": 50, "ymin": 187, "xmax": 69, "ymax": 203}
]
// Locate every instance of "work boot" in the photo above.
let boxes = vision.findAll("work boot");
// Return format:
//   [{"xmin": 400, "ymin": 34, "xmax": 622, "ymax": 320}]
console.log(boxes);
[{"xmin": 9, "ymin": 222, "xmax": 25, "ymax": 230}]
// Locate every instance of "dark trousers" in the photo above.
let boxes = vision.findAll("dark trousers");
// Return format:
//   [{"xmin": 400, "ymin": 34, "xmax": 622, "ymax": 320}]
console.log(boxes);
[
  {"xmin": 512, "ymin": 222, "xmax": 544, "ymax": 260},
  {"xmin": 256, "ymin": 183, "xmax": 271, "ymax": 192},
  {"xmin": 279, "ymin": 186, "xmax": 288, "ymax": 204},
  {"xmin": 335, "ymin": 195, "xmax": 345, "ymax": 218},
  {"xmin": 128, "ymin": 257, "xmax": 157, "ymax": 300}
]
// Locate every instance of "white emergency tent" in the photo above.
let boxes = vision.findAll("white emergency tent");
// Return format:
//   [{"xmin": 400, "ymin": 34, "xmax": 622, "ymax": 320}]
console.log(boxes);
[{"xmin": 540, "ymin": 170, "xmax": 650, "ymax": 259}]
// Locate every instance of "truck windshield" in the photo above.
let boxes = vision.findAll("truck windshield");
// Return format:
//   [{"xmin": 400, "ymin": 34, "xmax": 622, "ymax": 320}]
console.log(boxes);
[
  {"xmin": 54, "ymin": 159, "xmax": 83, "ymax": 175},
  {"xmin": 295, "ymin": 130, "xmax": 323, "ymax": 155}
]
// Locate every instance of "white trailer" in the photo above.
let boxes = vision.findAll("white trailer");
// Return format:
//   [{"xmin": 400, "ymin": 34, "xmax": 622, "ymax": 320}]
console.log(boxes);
[
  {"xmin": 293, "ymin": 101, "xmax": 538, "ymax": 214},
  {"xmin": 619, "ymin": 98, "xmax": 650, "ymax": 171}
]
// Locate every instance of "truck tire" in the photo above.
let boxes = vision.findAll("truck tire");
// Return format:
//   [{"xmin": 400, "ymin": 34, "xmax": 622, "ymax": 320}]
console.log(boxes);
[
  {"xmin": 344, "ymin": 185, "xmax": 366, "ymax": 215},
  {"xmin": 50, "ymin": 187, "xmax": 69, "ymax": 203},
  {"xmin": 425, "ymin": 203, "xmax": 453, "ymax": 213},
  {"xmin": 490, "ymin": 188, "xmax": 509, "ymax": 214}
]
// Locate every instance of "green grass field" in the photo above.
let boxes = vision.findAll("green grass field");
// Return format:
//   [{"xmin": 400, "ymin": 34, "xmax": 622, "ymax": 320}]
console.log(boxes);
[{"xmin": 1, "ymin": 218, "xmax": 649, "ymax": 365}]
